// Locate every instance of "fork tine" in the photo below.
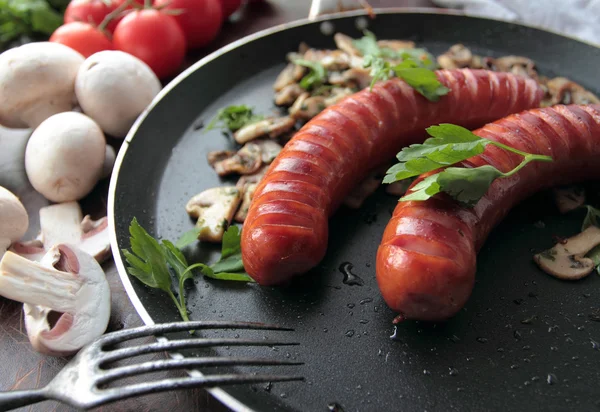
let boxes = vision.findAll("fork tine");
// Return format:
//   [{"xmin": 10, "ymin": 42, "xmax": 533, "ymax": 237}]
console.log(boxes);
[
  {"xmin": 97, "ymin": 357, "xmax": 303, "ymax": 384},
  {"xmin": 100, "ymin": 338, "xmax": 300, "ymax": 364},
  {"xmin": 100, "ymin": 374, "xmax": 304, "ymax": 405},
  {"xmin": 98, "ymin": 321, "xmax": 294, "ymax": 346}
]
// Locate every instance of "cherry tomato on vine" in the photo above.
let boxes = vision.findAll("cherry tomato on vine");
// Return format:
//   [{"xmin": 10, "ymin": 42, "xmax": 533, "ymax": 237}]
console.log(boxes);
[
  {"xmin": 113, "ymin": 9, "xmax": 186, "ymax": 79},
  {"xmin": 154, "ymin": 0, "xmax": 222, "ymax": 49},
  {"xmin": 64, "ymin": 0, "xmax": 121, "ymax": 32},
  {"xmin": 50, "ymin": 22, "xmax": 114, "ymax": 57}
]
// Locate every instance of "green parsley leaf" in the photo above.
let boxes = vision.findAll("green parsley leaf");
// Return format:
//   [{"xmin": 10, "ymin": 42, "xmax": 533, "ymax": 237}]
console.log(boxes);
[
  {"xmin": 388, "ymin": 123, "xmax": 553, "ymax": 207},
  {"xmin": 210, "ymin": 225, "xmax": 252, "ymax": 280},
  {"xmin": 363, "ymin": 55, "xmax": 391, "ymax": 90},
  {"xmin": 175, "ymin": 227, "xmax": 201, "ymax": 249},
  {"xmin": 205, "ymin": 105, "xmax": 264, "ymax": 132},
  {"xmin": 392, "ymin": 63, "xmax": 450, "ymax": 102},
  {"xmin": 352, "ymin": 30, "xmax": 381, "ymax": 56},
  {"xmin": 582, "ymin": 205, "xmax": 600, "ymax": 231},
  {"xmin": 293, "ymin": 58, "xmax": 327, "ymax": 90},
  {"xmin": 383, "ymin": 124, "xmax": 490, "ymax": 183},
  {"xmin": 0, "ymin": 0, "xmax": 63, "ymax": 46}
]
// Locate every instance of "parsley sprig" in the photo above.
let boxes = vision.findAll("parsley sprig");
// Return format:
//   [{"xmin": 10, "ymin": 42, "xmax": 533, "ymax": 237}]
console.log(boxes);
[
  {"xmin": 293, "ymin": 58, "xmax": 327, "ymax": 90},
  {"xmin": 384, "ymin": 124, "xmax": 553, "ymax": 207},
  {"xmin": 354, "ymin": 31, "xmax": 447, "ymax": 101},
  {"xmin": 205, "ymin": 105, "xmax": 264, "ymax": 132},
  {"xmin": 122, "ymin": 218, "xmax": 252, "ymax": 322}
]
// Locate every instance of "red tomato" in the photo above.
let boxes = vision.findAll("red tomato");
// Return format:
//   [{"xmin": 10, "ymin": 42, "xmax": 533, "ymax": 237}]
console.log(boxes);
[
  {"xmin": 64, "ymin": 0, "xmax": 120, "ymax": 32},
  {"xmin": 154, "ymin": 0, "xmax": 222, "ymax": 49},
  {"xmin": 113, "ymin": 9, "xmax": 186, "ymax": 79},
  {"xmin": 219, "ymin": 0, "xmax": 241, "ymax": 18},
  {"xmin": 50, "ymin": 22, "xmax": 114, "ymax": 57}
]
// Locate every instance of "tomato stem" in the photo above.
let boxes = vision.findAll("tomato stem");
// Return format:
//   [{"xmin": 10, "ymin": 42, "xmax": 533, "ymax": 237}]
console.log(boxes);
[{"xmin": 98, "ymin": 0, "xmax": 133, "ymax": 32}]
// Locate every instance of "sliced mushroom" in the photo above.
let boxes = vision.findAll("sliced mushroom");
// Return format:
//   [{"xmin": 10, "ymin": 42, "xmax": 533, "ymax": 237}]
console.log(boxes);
[
  {"xmin": 233, "ymin": 116, "xmax": 295, "ymax": 144},
  {"xmin": 210, "ymin": 143, "xmax": 262, "ymax": 176},
  {"xmin": 0, "ymin": 186, "xmax": 29, "ymax": 257},
  {"xmin": 534, "ymin": 226, "xmax": 600, "ymax": 280},
  {"xmin": 207, "ymin": 150, "xmax": 236, "ymax": 167},
  {"xmin": 437, "ymin": 44, "xmax": 473, "ymax": 69},
  {"xmin": 343, "ymin": 168, "xmax": 387, "ymax": 209},
  {"xmin": 542, "ymin": 77, "xmax": 600, "ymax": 107},
  {"xmin": 290, "ymin": 94, "xmax": 326, "ymax": 120},
  {"xmin": 12, "ymin": 202, "xmax": 111, "ymax": 263},
  {"xmin": 324, "ymin": 87, "xmax": 355, "ymax": 106},
  {"xmin": 553, "ymin": 185, "xmax": 586, "ymax": 214},
  {"xmin": 377, "ymin": 39, "xmax": 415, "ymax": 51},
  {"xmin": 341, "ymin": 68, "xmax": 372, "ymax": 90},
  {"xmin": 274, "ymin": 63, "xmax": 305, "ymax": 92},
  {"xmin": 234, "ymin": 183, "xmax": 257, "ymax": 223},
  {"xmin": 255, "ymin": 139, "xmax": 282, "ymax": 164},
  {"xmin": 491, "ymin": 56, "xmax": 538, "ymax": 80},
  {"xmin": 236, "ymin": 165, "xmax": 268, "ymax": 191},
  {"xmin": 274, "ymin": 83, "xmax": 304, "ymax": 106},
  {"xmin": 302, "ymin": 49, "xmax": 350, "ymax": 71},
  {"xmin": 334, "ymin": 33, "xmax": 361, "ymax": 56},
  {"xmin": 186, "ymin": 187, "xmax": 241, "ymax": 242},
  {"xmin": 0, "ymin": 244, "xmax": 110, "ymax": 356}
]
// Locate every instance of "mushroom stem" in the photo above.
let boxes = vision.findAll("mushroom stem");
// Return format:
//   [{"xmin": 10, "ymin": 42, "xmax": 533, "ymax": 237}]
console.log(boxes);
[{"xmin": 0, "ymin": 251, "xmax": 79, "ymax": 311}]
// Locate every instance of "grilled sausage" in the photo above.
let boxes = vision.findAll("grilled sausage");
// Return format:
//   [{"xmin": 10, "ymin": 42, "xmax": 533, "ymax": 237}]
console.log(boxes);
[
  {"xmin": 242, "ymin": 69, "xmax": 544, "ymax": 285},
  {"xmin": 377, "ymin": 104, "xmax": 600, "ymax": 321}
]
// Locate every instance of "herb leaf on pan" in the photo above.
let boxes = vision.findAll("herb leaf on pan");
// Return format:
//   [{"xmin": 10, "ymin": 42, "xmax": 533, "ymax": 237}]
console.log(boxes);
[
  {"xmin": 293, "ymin": 58, "xmax": 327, "ymax": 90},
  {"xmin": 384, "ymin": 124, "xmax": 553, "ymax": 207},
  {"xmin": 123, "ymin": 219, "xmax": 253, "ymax": 322},
  {"xmin": 205, "ymin": 105, "xmax": 264, "ymax": 132}
]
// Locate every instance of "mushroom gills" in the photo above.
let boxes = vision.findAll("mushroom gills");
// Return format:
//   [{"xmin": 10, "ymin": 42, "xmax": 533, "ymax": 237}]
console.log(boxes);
[{"xmin": 534, "ymin": 226, "xmax": 600, "ymax": 280}]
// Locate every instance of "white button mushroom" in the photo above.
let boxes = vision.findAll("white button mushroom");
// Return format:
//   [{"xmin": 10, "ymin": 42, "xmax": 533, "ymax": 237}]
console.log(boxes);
[
  {"xmin": 25, "ymin": 112, "xmax": 106, "ymax": 202},
  {"xmin": 0, "ymin": 244, "xmax": 111, "ymax": 356},
  {"xmin": 0, "ymin": 42, "xmax": 84, "ymax": 129},
  {"xmin": 0, "ymin": 186, "xmax": 28, "ymax": 256},
  {"xmin": 75, "ymin": 51, "xmax": 161, "ymax": 138}
]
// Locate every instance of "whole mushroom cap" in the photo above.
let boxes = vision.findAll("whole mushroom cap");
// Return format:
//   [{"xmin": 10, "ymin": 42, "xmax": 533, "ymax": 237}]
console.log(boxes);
[
  {"xmin": 0, "ymin": 186, "xmax": 28, "ymax": 248},
  {"xmin": 0, "ymin": 42, "xmax": 84, "ymax": 129},
  {"xmin": 25, "ymin": 112, "xmax": 106, "ymax": 203},
  {"xmin": 75, "ymin": 50, "xmax": 161, "ymax": 138}
]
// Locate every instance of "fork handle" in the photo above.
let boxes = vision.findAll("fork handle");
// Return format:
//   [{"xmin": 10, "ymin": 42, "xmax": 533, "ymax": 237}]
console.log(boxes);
[{"xmin": 0, "ymin": 388, "xmax": 48, "ymax": 411}]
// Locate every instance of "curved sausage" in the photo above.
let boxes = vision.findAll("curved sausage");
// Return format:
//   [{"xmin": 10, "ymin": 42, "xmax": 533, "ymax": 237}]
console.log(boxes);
[
  {"xmin": 242, "ymin": 69, "xmax": 543, "ymax": 285},
  {"xmin": 377, "ymin": 104, "xmax": 600, "ymax": 321}
]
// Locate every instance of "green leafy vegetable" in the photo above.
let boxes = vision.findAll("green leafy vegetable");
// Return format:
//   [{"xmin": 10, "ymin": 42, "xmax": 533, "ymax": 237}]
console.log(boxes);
[
  {"xmin": 293, "ymin": 58, "xmax": 326, "ymax": 90},
  {"xmin": 175, "ymin": 227, "xmax": 201, "ymax": 249},
  {"xmin": 123, "ymin": 219, "xmax": 252, "ymax": 322},
  {"xmin": 357, "ymin": 32, "xmax": 447, "ymax": 100},
  {"xmin": 385, "ymin": 124, "xmax": 553, "ymax": 206},
  {"xmin": 0, "ymin": 0, "xmax": 64, "ymax": 46},
  {"xmin": 392, "ymin": 60, "xmax": 450, "ymax": 102},
  {"xmin": 205, "ymin": 105, "xmax": 264, "ymax": 132}
]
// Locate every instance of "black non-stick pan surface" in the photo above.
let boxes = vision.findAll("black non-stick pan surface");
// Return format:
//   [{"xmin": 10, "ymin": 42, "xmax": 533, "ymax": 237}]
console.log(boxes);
[{"xmin": 108, "ymin": 9, "xmax": 600, "ymax": 412}]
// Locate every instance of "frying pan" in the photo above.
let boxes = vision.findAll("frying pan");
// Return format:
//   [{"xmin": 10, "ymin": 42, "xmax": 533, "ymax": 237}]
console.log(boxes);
[{"xmin": 108, "ymin": 9, "xmax": 600, "ymax": 412}]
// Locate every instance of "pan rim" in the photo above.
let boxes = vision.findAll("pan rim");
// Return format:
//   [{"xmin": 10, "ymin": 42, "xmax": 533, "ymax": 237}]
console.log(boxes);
[{"xmin": 106, "ymin": 7, "xmax": 600, "ymax": 412}]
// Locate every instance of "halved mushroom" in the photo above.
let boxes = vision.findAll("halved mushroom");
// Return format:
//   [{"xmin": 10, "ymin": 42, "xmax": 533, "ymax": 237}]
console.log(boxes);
[
  {"xmin": 233, "ymin": 116, "xmax": 295, "ymax": 144},
  {"xmin": 553, "ymin": 185, "xmax": 586, "ymax": 214},
  {"xmin": 234, "ymin": 183, "xmax": 257, "ymax": 223},
  {"xmin": 377, "ymin": 39, "xmax": 415, "ymax": 50},
  {"xmin": 255, "ymin": 139, "xmax": 282, "ymax": 164},
  {"xmin": 274, "ymin": 63, "xmax": 304, "ymax": 92},
  {"xmin": 334, "ymin": 33, "xmax": 361, "ymax": 56},
  {"xmin": 534, "ymin": 226, "xmax": 600, "ymax": 280},
  {"xmin": 0, "ymin": 186, "xmax": 29, "ymax": 257},
  {"xmin": 542, "ymin": 77, "xmax": 600, "ymax": 106},
  {"xmin": 12, "ymin": 202, "xmax": 111, "ymax": 263},
  {"xmin": 209, "ymin": 143, "xmax": 262, "ymax": 176},
  {"xmin": 0, "ymin": 244, "xmax": 111, "ymax": 356},
  {"xmin": 491, "ymin": 56, "xmax": 538, "ymax": 80},
  {"xmin": 274, "ymin": 83, "xmax": 304, "ymax": 106},
  {"xmin": 290, "ymin": 94, "xmax": 326, "ymax": 120},
  {"xmin": 186, "ymin": 187, "xmax": 241, "ymax": 242},
  {"xmin": 437, "ymin": 44, "xmax": 473, "ymax": 69}
]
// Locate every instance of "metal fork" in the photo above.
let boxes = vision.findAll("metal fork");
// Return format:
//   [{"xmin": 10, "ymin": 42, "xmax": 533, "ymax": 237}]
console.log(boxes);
[{"xmin": 0, "ymin": 321, "xmax": 303, "ymax": 411}]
